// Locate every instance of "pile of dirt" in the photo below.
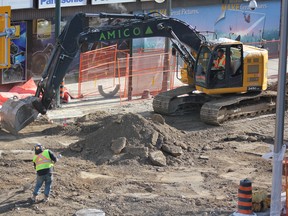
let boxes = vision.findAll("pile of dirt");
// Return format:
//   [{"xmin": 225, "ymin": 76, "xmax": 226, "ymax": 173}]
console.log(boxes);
[
  {"xmin": 42, "ymin": 111, "xmax": 110, "ymax": 136},
  {"xmin": 63, "ymin": 112, "xmax": 192, "ymax": 166}
]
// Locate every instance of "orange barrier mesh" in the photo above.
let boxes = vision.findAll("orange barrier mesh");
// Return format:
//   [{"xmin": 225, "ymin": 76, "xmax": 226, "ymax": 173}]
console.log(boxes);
[
  {"xmin": 119, "ymin": 51, "xmax": 176, "ymax": 102},
  {"xmin": 78, "ymin": 45, "xmax": 119, "ymax": 99},
  {"xmin": 78, "ymin": 45, "xmax": 178, "ymax": 104}
]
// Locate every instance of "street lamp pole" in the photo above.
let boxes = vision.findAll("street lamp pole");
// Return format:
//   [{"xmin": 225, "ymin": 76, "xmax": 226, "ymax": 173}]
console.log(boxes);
[
  {"xmin": 55, "ymin": 0, "xmax": 61, "ymax": 107},
  {"xmin": 270, "ymin": 0, "xmax": 288, "ymax": 215}
]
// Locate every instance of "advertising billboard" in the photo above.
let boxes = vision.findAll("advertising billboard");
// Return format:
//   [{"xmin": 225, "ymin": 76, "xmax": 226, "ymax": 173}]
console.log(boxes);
[
  {"xmin": 1, "ymin": 21, "xmax": 27, "ymax": 84},
  {"xmin": 134, "ymin": 0, "xmax": 280, "ymax": 58},
  {"xmin": 170, "ymin": 1, "xmax": 280, "ymax": 43},
  {"xmin": 0, "ymin": 6, "xmax": 11, "ymax": 69},
  {"xmin": 214, "ymin": 10, "xmax": 266, "ymax": 42}
]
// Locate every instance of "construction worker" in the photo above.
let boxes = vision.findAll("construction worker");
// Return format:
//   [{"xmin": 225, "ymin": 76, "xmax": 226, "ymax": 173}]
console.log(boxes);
[
  {"xmin": 213, "ymin": 48, "xmax": 226, "ymax": 69},
  {"xmin": 31, "ymin": 144, "xmax": 58, "ymax": 203}
]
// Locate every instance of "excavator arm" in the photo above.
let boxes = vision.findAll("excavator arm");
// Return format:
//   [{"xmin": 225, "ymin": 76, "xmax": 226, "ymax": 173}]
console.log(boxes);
[
  {"xmin": 0, "ymin": 12, "xmax": 204, "ymax": 134},
  {"xmin": 38, "ymin": 12, "xmax": 202, "ymax": 111}
]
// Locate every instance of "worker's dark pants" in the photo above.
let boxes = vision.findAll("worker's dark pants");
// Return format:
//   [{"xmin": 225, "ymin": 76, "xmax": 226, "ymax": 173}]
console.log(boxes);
[{"xmin": 33, "ymin": 173, "xmax": 53, "ymax": 197}]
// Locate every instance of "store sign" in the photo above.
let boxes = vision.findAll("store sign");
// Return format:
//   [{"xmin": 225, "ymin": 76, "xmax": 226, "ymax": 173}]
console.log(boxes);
[
  {"xmin": 91, "ymin": 0, "xmax": 136, "ymax": 5},
  {"xmin": 0, "ymin": 0, "xmax": 33, "ymax": 9},
  {"xmin": 38, "ymin": 0, "xmax": 87, "ymax": 9}
]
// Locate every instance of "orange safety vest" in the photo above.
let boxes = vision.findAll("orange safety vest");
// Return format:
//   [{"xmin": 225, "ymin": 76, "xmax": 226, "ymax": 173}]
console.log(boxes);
[
  {"xmin": 33, "ymin": 149, "xmax": 54, "ymax": 171},
  {"xmin": 214, "ymin": 55, "xmax": 226, "ymax": 68}
]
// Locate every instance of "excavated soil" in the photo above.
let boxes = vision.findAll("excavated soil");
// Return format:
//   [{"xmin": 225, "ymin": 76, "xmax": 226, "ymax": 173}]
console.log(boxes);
[{"xmin": 0, "ymin": 99, "xmax": 286, "ymax": 215}]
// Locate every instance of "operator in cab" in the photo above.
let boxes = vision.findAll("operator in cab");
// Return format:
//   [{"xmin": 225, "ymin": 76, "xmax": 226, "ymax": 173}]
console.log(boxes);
[{"xmin": 212, "ymin": 48, "xmax": 226, "ymax": 69}]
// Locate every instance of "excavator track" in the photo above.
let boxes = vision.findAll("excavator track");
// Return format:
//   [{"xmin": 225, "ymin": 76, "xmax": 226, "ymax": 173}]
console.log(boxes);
[
  {"xmin": 200, "ymin": 91, "xmax": 278, "ymax": 125},
  {"xmin": 153, "ymin": 85, "xmax": 211, "ymax": 115},
  {"xmin": 153, "ymin": 87, "xmax": 281, "ymax": 125}
]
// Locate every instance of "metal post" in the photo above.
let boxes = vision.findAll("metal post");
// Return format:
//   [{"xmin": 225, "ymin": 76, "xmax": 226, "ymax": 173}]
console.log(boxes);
[
  {"xmin": 128, "ymin": 39, "xmax": 133, "ymax": 101},
  {"xmin": 4, "ymin": 13, "xmax": 9, "ymax": 67},
  {"xmin": 55, "ymin": 0, "xmax": 61, "ymax": 107},
  {"xmin": 162, "ymin": 0, "xmax": 171, "ymax": 91},
  {"xmin": 270, "ymin": 0, "xmax": 288, "ymax": 215}
]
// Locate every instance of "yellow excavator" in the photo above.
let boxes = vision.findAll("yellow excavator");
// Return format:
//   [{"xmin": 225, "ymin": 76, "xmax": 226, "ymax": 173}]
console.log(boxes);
[
  {"xmin": 153, "ymin": 37, "xmax": 274, "ymax": 125},
  {"xmin": 0, "ymin": 12, "xmax": 277, "ymax": 134}
]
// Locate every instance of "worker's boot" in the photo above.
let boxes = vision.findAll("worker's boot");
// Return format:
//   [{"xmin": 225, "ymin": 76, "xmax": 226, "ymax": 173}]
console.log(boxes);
[
  {"xmin": 43, "ymin": 195, "xmax": 49, "ymax": 203},
  {"xmin": 31, "ymin": 194, "xmax": 37, "ymax": 203}
]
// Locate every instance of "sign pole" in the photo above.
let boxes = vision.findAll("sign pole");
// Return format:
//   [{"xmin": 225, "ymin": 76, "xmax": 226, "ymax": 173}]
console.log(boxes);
[
  {"xmin": 270, "ymin": 0, "xmax": 288, "ymax": 215},
  {"xmin": 55, "ymin": 0, "xmax": 61, "ymax": 108}
]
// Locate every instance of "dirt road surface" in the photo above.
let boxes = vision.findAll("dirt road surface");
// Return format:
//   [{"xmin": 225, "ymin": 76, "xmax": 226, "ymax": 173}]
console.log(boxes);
[{"xmin": 0, "ymin": 98, "xmax": 285, "ymax": 215}]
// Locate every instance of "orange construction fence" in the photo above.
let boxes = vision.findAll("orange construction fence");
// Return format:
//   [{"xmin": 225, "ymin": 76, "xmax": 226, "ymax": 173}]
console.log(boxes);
[
  {"xmin": 78, "ymin": 45, "xmax": 178, "ymax": 103},
  {"xmin": 78, "ymin": 45, "xmax": 118, "ymax": 98},
  {"xmin": 119, "ymin": 51, "xmax": 176, "ymax": 100}
]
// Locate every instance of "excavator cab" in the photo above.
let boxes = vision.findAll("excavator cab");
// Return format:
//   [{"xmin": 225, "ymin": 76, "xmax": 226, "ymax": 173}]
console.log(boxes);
[{"xmin": 194, "ymin": 42, "xmax": 244, "ymax": 94}]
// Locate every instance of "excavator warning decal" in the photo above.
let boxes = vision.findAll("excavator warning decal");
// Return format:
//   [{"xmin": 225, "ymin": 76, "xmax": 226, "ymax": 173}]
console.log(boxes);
[{"xmin": 145, "ymin": 26, "xmax": 153, "ymax": 35}]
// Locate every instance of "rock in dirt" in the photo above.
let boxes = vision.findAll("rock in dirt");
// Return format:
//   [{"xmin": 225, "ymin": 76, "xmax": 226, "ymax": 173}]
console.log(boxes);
[
  {"xmin": 151, "ymin": 114, "xmax": 165, "ymax": 124},
  {"xmin": 150, "ymin": 131, "xmax": 159, "ymax": 146},
  {"xmin": 174, "ymin": 141, "xmax": 188, "ymax": 150},
  {"xmin": 161, "ymin": 144, "xmax": 183, "ymax": 157},
  {"xmin": 70, "ymin": 142, "xmax": 84, "ymax": 152},
  {"xmin": 75, "ymin": 208, "xmax": 105, "ymax": 216},
  {"xmin": 111, "ymin": 137, "xmax": 127, "ymax": 154},
  {"xmin": 149, "ymin": 150, "xmax": 167, "ymax": 166},
  {"xmin": 155, "ymin": 134, "xmax": 164, "ymax": 149},
  {"xmin": 125, "ymin": 146, "xmax": 149, "ymax": 158}
]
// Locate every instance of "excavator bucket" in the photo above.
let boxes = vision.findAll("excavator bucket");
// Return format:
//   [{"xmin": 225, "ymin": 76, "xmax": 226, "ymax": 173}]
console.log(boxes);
[{"xmin": 0, "ymin": 96, "xmax": 39, "ymax": 134}]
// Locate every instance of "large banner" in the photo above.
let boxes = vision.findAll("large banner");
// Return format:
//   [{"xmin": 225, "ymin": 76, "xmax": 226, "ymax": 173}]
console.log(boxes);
[
  {"xmin": 1, "ymin": 21, "xmax": 27, "ymax": 84},
  {"xmin": 170, "ymin": 1, "xmax": 280, "ymax": 43},
  {"xmin": 136, "ymin": 1, "xmax": 280, "ymax": 51},
  {"xmin": 214, "ymin": 10, "xmax": 266, "ymax": 42}
]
